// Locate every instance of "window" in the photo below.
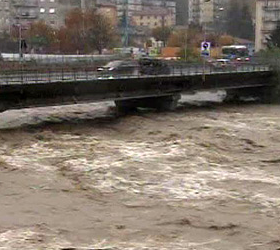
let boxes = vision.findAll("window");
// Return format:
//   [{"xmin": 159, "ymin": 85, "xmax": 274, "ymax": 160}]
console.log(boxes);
[
  {"xmin": 40, "ymin": 8, "xmax": 45, "ymax": 13},
  {"xmin": 49, "ymin": 8, "xmax": 55, "ymax": 14}
]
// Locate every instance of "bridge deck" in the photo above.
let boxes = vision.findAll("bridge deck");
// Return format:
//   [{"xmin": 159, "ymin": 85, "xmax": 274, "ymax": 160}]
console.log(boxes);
[{"xmin": 0, "ymin": 64, "xmax": 274, "ymax": 111}]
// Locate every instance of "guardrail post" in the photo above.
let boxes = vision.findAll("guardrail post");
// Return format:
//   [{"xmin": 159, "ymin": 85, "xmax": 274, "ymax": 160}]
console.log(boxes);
[
  {"xmin": 61, "ymin": 67, "xmax": 64, "ymax": 81},
  {"xmin": 74, "ymin": 68, "xmax": 76, "ymax": 81},
  {"xmin": 85, "ymin": 67, "xmax": 88, "ymax": 80},
  {"xmin": 48, "ymin": 68, "xmax": 51, "ymax": 83}
]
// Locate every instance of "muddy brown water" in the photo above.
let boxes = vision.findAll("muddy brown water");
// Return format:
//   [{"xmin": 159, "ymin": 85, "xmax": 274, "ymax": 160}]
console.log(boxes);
[{"xmin": 0, "ymin": 93, "xmax": 280, "ymax": 249}]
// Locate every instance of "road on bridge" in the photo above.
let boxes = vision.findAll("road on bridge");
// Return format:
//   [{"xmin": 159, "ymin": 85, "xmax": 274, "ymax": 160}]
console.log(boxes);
[{"xmin": 0, "ymin": 64, "xmax": 270, "ymax": 85}]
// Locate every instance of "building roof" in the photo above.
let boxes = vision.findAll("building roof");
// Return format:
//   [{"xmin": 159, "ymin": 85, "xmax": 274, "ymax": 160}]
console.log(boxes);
[{"xmin": 133, "ymin": 8, "xmax": 170, "ymax": 16}]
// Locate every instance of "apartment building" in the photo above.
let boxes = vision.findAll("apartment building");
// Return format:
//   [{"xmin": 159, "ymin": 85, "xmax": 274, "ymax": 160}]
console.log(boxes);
[
  {"xmin": 116, "ymin": 0, "xmax": 176, "ymax": 26},
  {"xmin": 38, "ymin": 0, "xmax": 94, "ymax": 28},
  {"xmin": 9, "ymin": 0, "xmax": 39, "ymax": 29},
  {"xmin": 95, "ymin": 0, "xmax": 118, "ymax": 25},
  {"xmin": 0, "ymin": 0, "xmax": 10, "ymax": 31},
  {"xmin": 1, "ymin": 0, "xmax": 175, "ymax": 33},
  {"xmin": 175, "ymin": 0, "xmax": 188, "ymax": 25},
  {"xmin": 132, "ymin": 8, "xmax": 175, "ymax": 29},
  {"xmin": 188, "ymin": 0, "xmax": 214, "ymax": 28},
  {"xmin": 255, "ymin": 0, "xmax": 280, "ymax": 51},
  {"xmin": 1, "ymin": 0, "xmax": 93, "ymax": 31}
]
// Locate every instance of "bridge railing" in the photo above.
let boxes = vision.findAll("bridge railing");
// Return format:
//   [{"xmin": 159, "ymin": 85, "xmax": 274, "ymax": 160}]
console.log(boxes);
[{"xmin": 0, "ymin": 62, "xmax": 272, "ymax": 85}]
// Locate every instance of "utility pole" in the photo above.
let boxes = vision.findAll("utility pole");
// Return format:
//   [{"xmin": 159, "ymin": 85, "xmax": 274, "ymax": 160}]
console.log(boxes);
[
  {"xmin": 202, "ymin": 0, "xmax": 212, "ymax": 82},
  {"xmin": 161, "ymin": 0, "xmax": 167, "ymax": 47},
  {"xmin": 122, "ymin": 0, "xmax": 129, "ymax": 48},
  {"xmin": 81, "ymin": 0, "xmax": 86, "ymax": 10},
  {"xmin": 19, "ymin": 23, "xmax": 22, "ymax": 59}
]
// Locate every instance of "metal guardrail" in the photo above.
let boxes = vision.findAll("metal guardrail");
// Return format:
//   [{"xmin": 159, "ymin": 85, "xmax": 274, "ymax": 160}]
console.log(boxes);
[{"xmin": 0, "ymin": 63, "xmax": 272, "ymax": 85}]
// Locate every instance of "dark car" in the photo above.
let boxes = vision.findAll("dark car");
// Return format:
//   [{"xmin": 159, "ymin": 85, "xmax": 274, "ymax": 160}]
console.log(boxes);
[
  {"xmin": 97, "ymin": 58, "xmax": 171, "ymax": 79},
  {"xmin": 97, "ymin": 60, "xmax": 139, "ymax": 78},
  {"xmin": 138, "ymin": 58, "xmax": 171, "ymax": 75}
]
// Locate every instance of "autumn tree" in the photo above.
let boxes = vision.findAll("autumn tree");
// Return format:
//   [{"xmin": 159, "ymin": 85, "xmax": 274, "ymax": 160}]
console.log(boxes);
[
  {"xmin": 167, "ymin": 29, "xmax": 187, "ymax": 47},
  {"xmin": 58, "ymin": 8, "xmax": 118, "ymax": 54},
  {"xmin": 26, "ymin": 20, "xmax": 57, "ymax": 53},
  {"xmin": 85, "ymin": 10, "xmax": 118, "ymax": 54},
  {"xmin": 152, "ymin": 26, "xmax": 173, "ymax": 47},
  {"xmin": 57, "ymin": 8, "xmax": 87, "ymax": 53},
  {"xmin": 218, "ymin": 35, "xmax": 234, "ymax": 46},
  {"xmin": 167, "ymin": 27, "xmax": 204, "ymax": 48}
]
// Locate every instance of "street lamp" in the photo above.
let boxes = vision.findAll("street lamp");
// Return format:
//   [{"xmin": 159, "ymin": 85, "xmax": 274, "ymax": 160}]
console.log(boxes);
[
  {"xmin": 19, "ymin": 23, "xmax": 22, "ymax": 59},
  {"xmin": 201, "ymin": 0, "xmax": 213, "ymax": 81}
]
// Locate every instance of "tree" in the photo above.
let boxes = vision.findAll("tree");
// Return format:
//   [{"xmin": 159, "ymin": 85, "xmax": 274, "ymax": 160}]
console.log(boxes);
[
  {"xmin": 0, "ymin": 30, "xmax": 18, "ymax": 53},
  {"xmin": 152, "ymin": 26, "xmax": 172, "ymax": 47},
  {"xmin": 225, "ymin": 0, "xmax": 241, "ymax": 38},
  {"xmin": 225, "ymin": 0, "xmax": 254, "ymax": 40},
  {"xmin": 167, "ymin": 28, "xmax": 201, "ymax": 48},
  {"xmin": 26, "ymin": 21, "xmax": 57, "ymax": 52},
  {"xmin": 268, "ymin": 21, "xmax": 280, "ymax": 49},
  {"xmin": 86, "ymin": 10, "xmax": 118, "ymax": 54},
  {"xmin": 58, "ymin": 8, "xmax": 87, "ymax": 53},
  {"xmin": 218, "ymin": 35, "xmax": 234, "ymax": 46},
  {"xmin": 57, "ymin": 8, "xmax": 118, "ymax": 54},
  {"xmin": 239, "ymin": 4, "xmax": 254, "ymax": 40}
]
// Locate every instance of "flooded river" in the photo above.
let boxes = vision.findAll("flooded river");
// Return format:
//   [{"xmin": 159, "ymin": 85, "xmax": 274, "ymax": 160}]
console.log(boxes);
[{"xmin": 0, "ymin": 92, "xmax": 280, "ymax": 249}]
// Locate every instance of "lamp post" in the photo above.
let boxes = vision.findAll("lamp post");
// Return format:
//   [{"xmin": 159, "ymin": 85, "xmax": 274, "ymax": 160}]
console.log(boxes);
[
  {"xmin": 184, "ymin": 31, "xmax": 188, "ymax": 61},
  {"xmin": 19, "ymin": 23, "xmax": 22, "ymax": 59},
  {"xmin": 201, "ymin": 0, "xmax": 212, "ymax": 81}
]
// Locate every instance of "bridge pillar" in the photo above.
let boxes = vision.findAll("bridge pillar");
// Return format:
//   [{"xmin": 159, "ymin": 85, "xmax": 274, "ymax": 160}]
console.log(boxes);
[
  {"xmin": 115, "ymin": 94, "xmax": 181, "ymax": 112},
  {"xmin": 225, "ymin": 86, "xmax": 278, "ymax": 103}
]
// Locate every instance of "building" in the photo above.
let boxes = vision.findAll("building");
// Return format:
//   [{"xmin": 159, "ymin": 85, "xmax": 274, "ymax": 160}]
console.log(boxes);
[
  {"xmin": 95, "ymin": 0, "xmax": 118, "ymax": 25},
  {"xmin": 0, "ymin": 0, "xmax": 10, "ymax": 32},
  {"xmin": 9, "ymin": 0, "xmax": 39, "ymax": 29},
  {"xmin": 175, "ymin": 0, "xmax": 189, "ymax": 26},
  {"xmin": 255, "ymin": 0, "xmax": 280, "ymax": 52},
  {"xmin": 188, "ymin": 0, "xmax": 214, "ymax": 29},
  {"xmin": 38, "ymin": 0, "xmax": 86, "ymax": 28},
  {"xmin": 1, "ymin": 0, "xmax": 93, "ymax": 31},
  {"xmin": 116, "ymin": 0, "xmax": 176, "ymax": 26},
  {"xmin": 132, "ymin": 8, "xmax": 175, "ymax": 29},
  {"xmin": 1, "ymin": 0, "xmax": 175, "ymax": 34}
]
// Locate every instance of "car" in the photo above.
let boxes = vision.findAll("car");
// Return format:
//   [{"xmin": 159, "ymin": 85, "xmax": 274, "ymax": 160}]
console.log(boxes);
[
  {"xmin": 212, "ymin": 59, "xmax": 237, "ymax": 69},
  {"xmin": 97, "ymin": 60, "xmax": 139, "ymax": 78},
  {"xmin": 236, "ymin": 56, "xmax": 250, "ymax": 62},
  {"xmin": 138, "ymin": 58, "xmax": 171, "ymax": 75},
  {"xmin": 97, "ymin": 58, "xmax": 171, "ymax": 79}
]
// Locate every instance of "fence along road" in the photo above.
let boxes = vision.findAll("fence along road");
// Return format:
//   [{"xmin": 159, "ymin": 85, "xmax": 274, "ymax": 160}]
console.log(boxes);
[
  {"xmin": 0, "ymin": 62, "xmax": 274, "ymax": 112},
  {"xmin": 0, "ymin": 63, "xmax": 272, "ymax": 85}
]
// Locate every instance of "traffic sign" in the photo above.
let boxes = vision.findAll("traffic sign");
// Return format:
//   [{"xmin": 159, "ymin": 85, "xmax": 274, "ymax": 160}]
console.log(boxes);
[{"xmin": 201, "ymin": 41, "xmax": 211, "ymax": 57}]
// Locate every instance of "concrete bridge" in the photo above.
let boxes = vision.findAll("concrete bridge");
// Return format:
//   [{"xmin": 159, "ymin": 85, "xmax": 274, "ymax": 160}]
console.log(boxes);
[{"xmin": 0, "ymin": 63, "xmax": 275, "ymax": 112}]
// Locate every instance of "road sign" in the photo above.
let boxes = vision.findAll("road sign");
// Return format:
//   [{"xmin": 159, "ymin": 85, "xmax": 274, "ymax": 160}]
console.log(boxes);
[{"xmin": 201, "ymin": 41, "xmax": 211, "ymax": 57}]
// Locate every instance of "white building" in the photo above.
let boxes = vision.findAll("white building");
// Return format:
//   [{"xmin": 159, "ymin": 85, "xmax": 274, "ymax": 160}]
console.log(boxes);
[
  {"xmin": 187, "ymin": 0, "xmax": 227, "ymax": 32},
  {"xmin": 188, "ymin": 0, "xmax": 214, "ymax": 25},
  {"xmin": 255, "ymin": 0, "xmax": 280, "ymax": 52}
]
